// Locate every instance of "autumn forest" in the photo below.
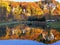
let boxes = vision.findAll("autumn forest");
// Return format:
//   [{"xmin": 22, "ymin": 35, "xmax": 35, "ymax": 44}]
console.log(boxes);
[{"xmin": 0, "ymin": 0, "xmax": 60, "ymax": 44}]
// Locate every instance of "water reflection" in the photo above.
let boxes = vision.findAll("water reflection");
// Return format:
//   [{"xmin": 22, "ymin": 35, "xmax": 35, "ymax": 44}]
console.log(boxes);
[
  {"xmin": 52, "ymin": 41, "xmax": 60, "ymax": 45},
  {"xmin": 0, "ymin": 24, "xmax": 60, "ymax": 44},
  {"xmin": 0, "ymin": 40, "xmax": 60, "ymax": 45}
]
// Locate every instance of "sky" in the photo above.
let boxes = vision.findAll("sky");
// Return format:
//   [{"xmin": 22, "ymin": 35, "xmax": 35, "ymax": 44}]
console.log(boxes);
[
  {"xmin": 10, "ymin": 0, "xmax": 60, "ymax": 2},
  {"xmin": 56, "ymin": 0, "xmax": 60, "ymax": 2}
]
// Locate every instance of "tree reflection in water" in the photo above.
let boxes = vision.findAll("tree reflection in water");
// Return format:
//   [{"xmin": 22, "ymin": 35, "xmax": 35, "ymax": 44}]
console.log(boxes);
[{"xmin": 0, "ymin": 25, "xmax": 60, "ymax": 44}]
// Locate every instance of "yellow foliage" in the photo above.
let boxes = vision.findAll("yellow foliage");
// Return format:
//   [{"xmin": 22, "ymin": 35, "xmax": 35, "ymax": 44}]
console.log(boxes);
[
  {"xmin": 13, "ymin": 6, "xmax": 22, "ymax": 15},
  {"xmin": 7, "ymin": 6, "xmax": 11, "ymax": 13},
  {"xmin": 52, "ymin": 4, "xmax": 60, "ymax": 15}
]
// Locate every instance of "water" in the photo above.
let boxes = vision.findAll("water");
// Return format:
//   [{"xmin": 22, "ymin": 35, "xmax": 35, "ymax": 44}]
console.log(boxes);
[
  {"xmin": 0, "ymin": 40, "xmax": 45, "ymax": 45},
  {"xmin": 0, "ymin": 24, "xmax": 60, "ymax": 44},
  {"xmin": 0, "ymin": 40, "xmax": 60, "ymax": 45}
]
